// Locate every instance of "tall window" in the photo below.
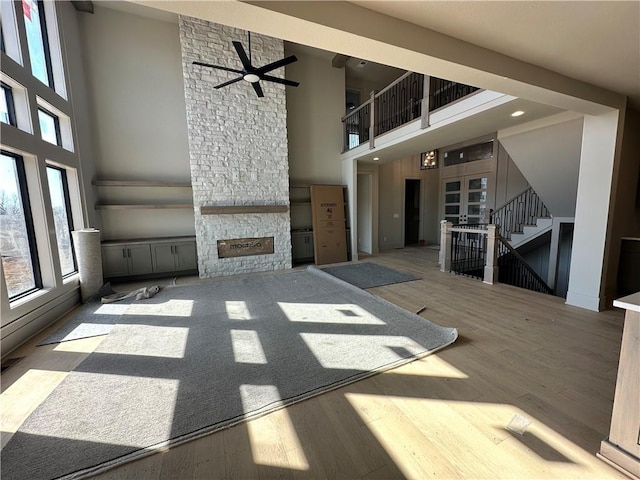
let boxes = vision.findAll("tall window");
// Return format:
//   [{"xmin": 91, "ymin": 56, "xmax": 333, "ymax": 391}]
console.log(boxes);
[
  {"xmin": 22, "ymin": 0, "xmax": 54, "ymax": 88},
  {"xmin": 1, "ymin": 82, "xmax": 17, "ymax": 126},
  {"xmin": 38, "ymin": 107, "xmax": 61, "ymax": 145},
  {"xmin": 0, "ymin": 151, "xmax": 41, "ymax": 299},
  {"xmin": 46, "ymin": 166, "xmax": 76, "ymax": 276}
]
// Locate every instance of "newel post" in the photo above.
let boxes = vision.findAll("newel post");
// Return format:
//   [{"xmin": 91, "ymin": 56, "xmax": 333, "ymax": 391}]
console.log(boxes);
[
  {"xmin": 484, "ymin": 224, "xmax": 499, "ymax": 284},
  {"xmin": 439, "ymin": 220, "xmax": 452, "ymax": 272},
  {"xmin": 369, "ymin": 90, "xmax": 376, "ymax": 149}
]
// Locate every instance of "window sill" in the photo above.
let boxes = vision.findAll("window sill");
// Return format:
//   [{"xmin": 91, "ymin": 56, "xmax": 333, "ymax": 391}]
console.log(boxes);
[{"xmin": 8, "ymin": 286, "xmax": 54, "ymax": 310}]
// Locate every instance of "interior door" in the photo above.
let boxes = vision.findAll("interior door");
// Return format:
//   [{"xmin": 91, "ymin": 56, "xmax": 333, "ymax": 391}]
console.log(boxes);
[
  {"xmin": 442, "ymin": 175, "xmax": 490, "ymax": 224},
  {"xmin": 404, "ymin": 179, "xmax": 420, "ymax": 246}
]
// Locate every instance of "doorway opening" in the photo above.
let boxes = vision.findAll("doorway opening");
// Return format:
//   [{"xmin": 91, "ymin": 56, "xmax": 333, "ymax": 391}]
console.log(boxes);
[{"xmin": 404, "ymin": 179, "xmax": 420, "ymax": 246}]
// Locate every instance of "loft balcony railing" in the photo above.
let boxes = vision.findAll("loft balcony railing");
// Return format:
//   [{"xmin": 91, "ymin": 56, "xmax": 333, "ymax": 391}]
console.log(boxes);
[{"xmin": 342, "ymin": 73, "xmax": 480, "ymax": 152}]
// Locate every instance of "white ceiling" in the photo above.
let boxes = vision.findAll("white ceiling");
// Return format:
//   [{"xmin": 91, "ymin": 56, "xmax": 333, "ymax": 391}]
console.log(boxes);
[{"xmin": 351, "ymin": 1, "xmax": 640, "ymax": 109}]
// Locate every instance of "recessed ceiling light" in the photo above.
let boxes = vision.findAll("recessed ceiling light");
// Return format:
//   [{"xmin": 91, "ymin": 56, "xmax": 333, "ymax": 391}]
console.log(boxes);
[
  {"xmin": 511, "ymin": 110, "xmax": 525, "ymax": 117},
  {"xmin": 373, "ymin": 157, "xmax": 379, "ymax": 161}
]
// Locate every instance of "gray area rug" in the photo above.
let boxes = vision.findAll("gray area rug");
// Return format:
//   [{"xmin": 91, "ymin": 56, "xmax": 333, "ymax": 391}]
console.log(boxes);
[
  {"xmin": 322, "ymin": 261, "xmax": 420, "ymax": 288},
  {"xmin": 38, "ymin": 285, "xmax": 133, "ymax": 346},
  {"xmin": 1, "ymin": 266, "xmax": 457, "ymax": 480}
]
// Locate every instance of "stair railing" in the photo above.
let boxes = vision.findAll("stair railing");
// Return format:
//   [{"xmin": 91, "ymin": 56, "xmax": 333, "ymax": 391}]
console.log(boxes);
[
  {"xmin": 496, "ymin": 234, "xmax": 554, "ymax": 294},
  {"xmin": 440, "ymin": 220, "xmax": 553, "ymax": 294},
  {"xmin": 490, "ymin": 186, "xmax": 550, "ymax": 240},
  {"xmin": 449, "ymin": 224, "xmax": 488, "ymax": 280}
]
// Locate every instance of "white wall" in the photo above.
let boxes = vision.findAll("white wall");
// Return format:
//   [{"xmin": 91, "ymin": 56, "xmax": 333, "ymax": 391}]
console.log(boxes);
[
  {"xmin": 498, "ymin": 117, "xmax": 583, "ymax": 217},
  {"xmin": 495, "ymin": 142, "xmax": 529, "ymax": 206},
  {"xmin": 285, "ymin": 44, "xmax": 344, "ymax": 185},
  {"xmin": 78, "ymin": 6, "xmax": 193, "ymax": 240},
  {"xmin": 377, "ymin": 154, "xmax": 440, "ymax": 249}
]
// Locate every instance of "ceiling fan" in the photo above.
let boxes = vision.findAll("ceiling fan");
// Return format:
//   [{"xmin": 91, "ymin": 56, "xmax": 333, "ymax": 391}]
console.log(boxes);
[{"xmin": 193, "ymin": 32, "xmax": 299, "ymax": 98}]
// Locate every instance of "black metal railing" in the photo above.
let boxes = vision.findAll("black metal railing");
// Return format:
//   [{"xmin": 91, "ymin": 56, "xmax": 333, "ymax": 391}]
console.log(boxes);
[
  {"xmin": 450, "ymin": 225, "xmax": 488, "ymax": 279},
  {"xmin": 490, "ymin": 186, "xmax": 550, "ymax": 240},
  {"xmin": 343, "ymin": 102, "xmax": 371, "ymax": 150},
  {"xmin": 430, "ymin": 77, "xmax": 480, "ymax": 111},
  {"xmin": 497, "ymin": 235, "xmax": 553, "ymax": 294},
  {"xmin": 375, "ymin": 72, "xmax": 423, "ymax": 136},
  {"xmin": 342, "ymin": 73, "xmax": 481, "ymax": 152}
]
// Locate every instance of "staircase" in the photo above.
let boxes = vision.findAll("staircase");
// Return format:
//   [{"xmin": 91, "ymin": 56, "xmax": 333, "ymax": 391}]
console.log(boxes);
[
  {"xmin": 490, "ymin": 186, "xmax": 551, "ymax": 248},
  {"xmin": 441, "ymin": 222, "xmax": 554, "ymax": 295}
]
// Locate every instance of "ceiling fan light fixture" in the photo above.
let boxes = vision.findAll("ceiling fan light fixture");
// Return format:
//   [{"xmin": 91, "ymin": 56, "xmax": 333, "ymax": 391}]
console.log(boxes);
[{"xmin": 243, "ymin": 73, "xmax": 260, "ymax": 83}]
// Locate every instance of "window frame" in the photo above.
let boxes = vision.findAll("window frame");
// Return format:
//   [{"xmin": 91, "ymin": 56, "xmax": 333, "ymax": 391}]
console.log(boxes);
[
  {"xmin": 1, "ymin": 81, "xmax": 17, "ymax": 126},
  {"xmin": 45, "ymin": 164, "xmax": 77, "ymax": 277},
  {"xmin": 1, "ymin": 150, "xmax": 43, "ymax": 301},
  {"xmin": 35, "ymin": 0, "xmax": 55, "ymax": 88},
  {"xmin": 37, "ymin": 105, "xmax": 62, "ymax": 146},
  {"xmin": 22, "ymin": 0, "xmax": 55, "ymax": 89}
]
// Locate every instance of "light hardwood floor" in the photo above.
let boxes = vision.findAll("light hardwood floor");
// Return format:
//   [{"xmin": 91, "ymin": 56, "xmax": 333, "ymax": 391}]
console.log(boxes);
[{"xmin": 1, "ymin": 247, "xmax": 627, "ymax": 479}]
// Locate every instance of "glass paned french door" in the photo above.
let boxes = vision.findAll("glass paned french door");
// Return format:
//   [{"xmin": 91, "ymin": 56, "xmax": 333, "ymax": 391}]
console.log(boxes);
[{"xmin": 442, "ymin": 175, "xmax": 490, "ymax": 224}]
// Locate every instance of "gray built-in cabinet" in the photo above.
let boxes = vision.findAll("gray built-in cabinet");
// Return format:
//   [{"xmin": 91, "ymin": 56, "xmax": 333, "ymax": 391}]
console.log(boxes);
[
  {"xmin": 102, "ymin": 237, "xmax": 197, "ymax": 279},
  {"xmin": 151, "ymin": 241, "xmax": 198, "ymax": 273},
  {"xmin": 291, "ymin": 230, "xmax": 314, "ymax": 263}
]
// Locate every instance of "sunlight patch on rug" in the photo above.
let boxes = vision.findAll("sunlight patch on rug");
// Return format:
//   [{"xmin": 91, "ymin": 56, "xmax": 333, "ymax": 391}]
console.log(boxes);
[
  {"xmin": 100, "ymin": 325, "xmax": 189, "ymax": 359},
  {"xmin": 231, "ymin": 330, "xmax": 268, "ymax": 364},
  {"xmin": 278, "ymin": 302, "xmax": 387, "ymax": 325},
  {"xmin": 19, "ymin": 372, "xmax": 179, "ymax": 447},
  {"xmin": 225, "ymin": 300, "xmax": 253, "ymax": 320},
  {"xmin": 300, "ymin": 333, "xmax": 427, "ymax": 370}
]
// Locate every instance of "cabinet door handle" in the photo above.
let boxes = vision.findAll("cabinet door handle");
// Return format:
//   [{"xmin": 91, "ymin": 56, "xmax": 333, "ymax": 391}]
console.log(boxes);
[
  {"xmin": 128, "ymin": 248, "xmax": 131, "ymax": 258},
  {"xmin": 174, "ymin": 245, "xmax": 178, "ymax": 255},
  {"xmin": 122, "ymin": 248, "xmax": 126, "ymax": 258}
]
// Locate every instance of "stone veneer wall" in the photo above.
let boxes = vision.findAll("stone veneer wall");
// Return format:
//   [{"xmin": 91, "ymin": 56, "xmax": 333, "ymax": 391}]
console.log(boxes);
[{"xmin": 179, "ymin": 16, "xmax": 292, "ymax": 277}]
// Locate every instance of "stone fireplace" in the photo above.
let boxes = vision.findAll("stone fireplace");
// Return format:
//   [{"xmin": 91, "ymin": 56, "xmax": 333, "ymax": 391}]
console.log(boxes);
[{"xmin": 179, "ymin": 16, "xmax": 292, "ymax": 277}]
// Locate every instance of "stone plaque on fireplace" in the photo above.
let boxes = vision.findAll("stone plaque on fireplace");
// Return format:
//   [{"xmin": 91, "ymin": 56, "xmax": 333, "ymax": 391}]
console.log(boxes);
[{"xmin": 217, "ymin": 237, "xmax": 274, "ymax": 258}]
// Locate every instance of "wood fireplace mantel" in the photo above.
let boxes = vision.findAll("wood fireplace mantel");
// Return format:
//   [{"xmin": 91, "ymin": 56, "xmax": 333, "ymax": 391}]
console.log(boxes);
[{"xmin": 200, "ymin": 205, "xmax": 289, "ymax": 215}]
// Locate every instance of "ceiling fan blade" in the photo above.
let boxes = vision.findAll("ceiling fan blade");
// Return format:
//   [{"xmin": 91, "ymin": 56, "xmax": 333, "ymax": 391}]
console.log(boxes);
[
  {"xmin": 252, "ymin": 82, "xmax": 264, "ymax": 98},
  {"xmin": 232, "ymin": 41, "xmax": 252, "ymax": 70},
  {"xmin": 256, "ymin": 55, "xmax": 298, "ymax": 74},
  {"xmin": 192, "ymin": 61, "xmax": 244, "ymax": 75},
  {"xmin": 214, "ymin": 76, "xmax": 244, "ymax": 89},
  {"xmin": 260, "ymin": 74, "xmax": 300, "ymax": 87}
]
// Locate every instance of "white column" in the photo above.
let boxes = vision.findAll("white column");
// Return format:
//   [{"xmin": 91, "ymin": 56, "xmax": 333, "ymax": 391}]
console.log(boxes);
[
  {"xmin": 566, "ymin": 111, "xmax": 621, "ymax": 311},
  {"xmin": 342, "ymin": 157, "xmax": 358, "ymax": 261},
  {"xmin": 439, "ymin": 220, "xmax": 452, "ymax": 272},
  {"xmin": 483, "ymin": 224, "xmax": 498, "ymax": 285}
]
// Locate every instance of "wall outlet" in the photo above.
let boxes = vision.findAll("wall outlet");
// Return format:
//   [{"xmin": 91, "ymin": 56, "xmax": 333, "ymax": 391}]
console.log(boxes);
[
  {"xmin": 383, "ymin": 236, "xmax": 387, "ymax": 242},
  {"xmin": 393, "ymin": 213, "xmax": 400, "ymax": 218}
]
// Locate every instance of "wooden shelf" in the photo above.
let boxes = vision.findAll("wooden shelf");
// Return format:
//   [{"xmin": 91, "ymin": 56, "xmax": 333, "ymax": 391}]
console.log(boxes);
[
  {"xmin": 93, "ymin": 180, "xmax": 192, "ymax": 187},
  {"xmin": 96, "ymin": 204, "xmax": 193, "ymax": 210}
]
